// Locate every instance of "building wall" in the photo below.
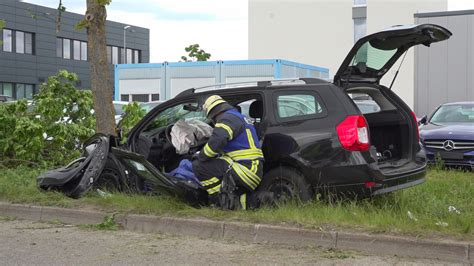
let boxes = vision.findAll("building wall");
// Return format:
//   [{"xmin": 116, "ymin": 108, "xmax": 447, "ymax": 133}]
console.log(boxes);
[
  {"xmin": 368, "ymin": 0, "xmax": 447, "ymax": 109},
  {"xmin": 248, "ymin": 0, "xmax": 447, "ymax": 109},
  {"xmin": 249, "ymin": 0, "xmax": 353, "ymax": 79},
  {"xmin": 415, "ymin": 10, "xmax": 474, "ymax": 116},
  {"xmin": 0, "ymin": 0, "xmax": 149, "ymax": 98}
]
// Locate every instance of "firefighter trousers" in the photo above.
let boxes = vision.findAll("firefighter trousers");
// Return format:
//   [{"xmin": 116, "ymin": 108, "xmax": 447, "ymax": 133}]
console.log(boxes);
[{"xmin": 192, "ymin": 157, "xmax": 263, "ymax": 196}]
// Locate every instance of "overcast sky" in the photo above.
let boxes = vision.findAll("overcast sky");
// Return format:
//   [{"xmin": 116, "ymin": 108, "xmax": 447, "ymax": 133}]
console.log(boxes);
[{"xmin": 22, "ymin": 0, "xmax": 474, "ymax": 63}]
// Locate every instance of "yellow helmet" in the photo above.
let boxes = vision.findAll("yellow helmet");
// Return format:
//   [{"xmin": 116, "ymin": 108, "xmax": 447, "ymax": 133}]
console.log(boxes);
[{"xmin": 203, "ymin": 95, "xmax": 227, "ymax": 116}]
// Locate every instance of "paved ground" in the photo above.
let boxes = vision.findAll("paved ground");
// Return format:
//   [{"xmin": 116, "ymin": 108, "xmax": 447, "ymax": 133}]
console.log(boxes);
[{"xmin": 0, "ymin": 219, "xmax": 451, "ymax": 265}]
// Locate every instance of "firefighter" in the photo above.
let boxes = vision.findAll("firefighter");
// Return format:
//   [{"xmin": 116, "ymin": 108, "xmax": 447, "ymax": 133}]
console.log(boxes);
[{"xmin": 192, "ymin": 95, "xmax": 264, "ymax": 205}]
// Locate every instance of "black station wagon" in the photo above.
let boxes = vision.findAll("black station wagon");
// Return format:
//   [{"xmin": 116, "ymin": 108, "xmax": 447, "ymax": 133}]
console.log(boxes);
[{"xmin": 38, "ymin": 24, "xmax": 452, "ymax": 206}]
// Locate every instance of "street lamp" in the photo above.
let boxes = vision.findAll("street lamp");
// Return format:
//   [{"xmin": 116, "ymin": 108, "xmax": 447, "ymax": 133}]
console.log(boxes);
[{"xmin": 123, "ymin": 25, "xmax": 131, "ymax": 64}]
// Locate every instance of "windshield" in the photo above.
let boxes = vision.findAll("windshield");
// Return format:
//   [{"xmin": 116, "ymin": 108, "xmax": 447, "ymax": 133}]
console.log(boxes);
[
  {"xmin": 144, "ymin": 102, "xmax": 206, "ymax": 132},
  {"xmin": 430, "ymin": 104, "xmax": 474, "ymax": 123},
  {"xmin": 141, "ymin": 102, "xmax": 161, "ymax": 113}
]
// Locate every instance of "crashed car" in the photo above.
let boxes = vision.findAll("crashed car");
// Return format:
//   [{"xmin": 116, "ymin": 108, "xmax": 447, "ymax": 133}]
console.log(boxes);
[{"xmin": 38, "ymin": 24, "xmax": 452, "ymax": 206}]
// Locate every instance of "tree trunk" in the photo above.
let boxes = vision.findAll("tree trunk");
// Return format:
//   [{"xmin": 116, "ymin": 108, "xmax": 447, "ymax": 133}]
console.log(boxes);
[{"xmin": 86, "ymin": 0, "xmax": 116, "ymax": 135}]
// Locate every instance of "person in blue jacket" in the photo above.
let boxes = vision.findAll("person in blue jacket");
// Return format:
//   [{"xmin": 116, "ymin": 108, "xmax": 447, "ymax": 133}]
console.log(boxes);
[{"xmin": 192, "ymin": 95, "xmax": 264, "ymax": 202}]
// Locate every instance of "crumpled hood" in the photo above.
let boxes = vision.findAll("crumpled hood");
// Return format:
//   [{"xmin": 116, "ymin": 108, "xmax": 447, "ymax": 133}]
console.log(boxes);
[{"xmin": 420, "ymin": 123, "xmax": 474, "ymax": 141}]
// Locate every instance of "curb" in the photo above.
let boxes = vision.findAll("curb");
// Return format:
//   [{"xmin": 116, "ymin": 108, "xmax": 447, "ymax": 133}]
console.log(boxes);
[{"xmin": 0, "ymin": 202, "xmax": 472, "ymax": 263}]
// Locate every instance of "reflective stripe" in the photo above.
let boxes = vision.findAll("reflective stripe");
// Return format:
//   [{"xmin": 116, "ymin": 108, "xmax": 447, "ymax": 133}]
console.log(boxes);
[
  {"xmin": 215, "ymin": 123, "xmax": 233, "ymax": 140},
  {"xmin": 200, "ymin": 177, "xmax": 220, "ymax": 187},
  {"xmin": 246, "ymin": 129, "xmax": 257, "ymax": 149},
  {"xmin": 240, "ymin": 194, "xmax": 247, "ymax": 210},
  {"xmin": 207, "ymin": 184, "xmax": 221, "ymax": 195},
  {"xmin": 226, "ymin": 148, "xmax": 264, "ymax": 161},
  {"xmin": 219, "ymin": 156, "xmax": 261, "ymax": 190},
  {"xmin": 203, "ymin": 143, "xmax": 218, "ymax": 157},
  {"xmin": 206, "ymin": 99, "xmax": 226, "ymax": 115},
  {"xmin": 250, "ymin": 160, "xmax": 259, "ymax": 174}
]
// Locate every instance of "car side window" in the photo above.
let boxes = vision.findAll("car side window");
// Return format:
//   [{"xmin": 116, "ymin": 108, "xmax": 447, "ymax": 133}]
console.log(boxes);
[{"xmin": 276, "ymin": 94, "xmax": 323, "ymax": 119}]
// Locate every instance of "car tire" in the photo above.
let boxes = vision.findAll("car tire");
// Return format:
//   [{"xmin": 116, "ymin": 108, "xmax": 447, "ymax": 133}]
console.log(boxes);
[
  {"xmin": 96, "ymin": 168, "xmax": 121, "ymax": 192},
  {"xmin": 258, "ymin": 167, "xmax": 313, "ymax": 202}
]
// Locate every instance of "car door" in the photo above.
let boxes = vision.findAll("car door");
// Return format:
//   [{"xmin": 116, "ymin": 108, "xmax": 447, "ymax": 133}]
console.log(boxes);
[{"xmin": 333, "ymin": 24, "xmax": 452, "ymax": 87}]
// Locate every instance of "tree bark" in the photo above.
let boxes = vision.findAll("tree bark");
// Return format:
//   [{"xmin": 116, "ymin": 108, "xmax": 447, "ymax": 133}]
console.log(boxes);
[{"xmin": 86, "ymin": 0, "xmax": 116, "ymax": 135}]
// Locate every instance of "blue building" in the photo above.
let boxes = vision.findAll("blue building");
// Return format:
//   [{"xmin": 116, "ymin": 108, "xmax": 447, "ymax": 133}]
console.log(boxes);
[{"xmin": 115, "ymin": 59, "xmax": 329, "ymax": 101}]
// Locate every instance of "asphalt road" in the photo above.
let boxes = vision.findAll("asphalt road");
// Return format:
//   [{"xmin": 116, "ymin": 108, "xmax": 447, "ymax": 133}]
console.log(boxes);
[{"xmin": 0, "ymin": 219, "xmax": 447, "ymax": 265}]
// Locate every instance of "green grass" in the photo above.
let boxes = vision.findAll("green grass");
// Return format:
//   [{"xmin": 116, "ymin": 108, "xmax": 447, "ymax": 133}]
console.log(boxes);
[{"xmin": 0, "ymin": 166, "xmax": 472, "ymax": 240}]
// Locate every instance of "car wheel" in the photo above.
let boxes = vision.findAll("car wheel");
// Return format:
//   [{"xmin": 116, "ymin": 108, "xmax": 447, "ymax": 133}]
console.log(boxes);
[
  {"xmin": 258, "ymin": 167, "xmax": 313, "ymax": 202},
  {"xmin": 95, "ymin": 168, "xmax": 121, "ymax": 192}
]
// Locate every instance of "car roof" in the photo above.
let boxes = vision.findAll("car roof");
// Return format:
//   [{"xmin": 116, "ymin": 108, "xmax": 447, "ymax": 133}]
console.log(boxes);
[{"xmin": 175, "ymin": 78, "xmax": 331, "ymax": 99}]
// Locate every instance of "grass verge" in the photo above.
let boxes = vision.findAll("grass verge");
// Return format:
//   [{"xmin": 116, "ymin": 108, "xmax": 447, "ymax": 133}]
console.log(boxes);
[{"xmin": 0, "ymin": 166, "xmax": 472, "ymax": 240}]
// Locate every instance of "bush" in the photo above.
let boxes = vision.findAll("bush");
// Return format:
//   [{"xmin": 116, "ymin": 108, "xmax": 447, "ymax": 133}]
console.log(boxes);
[
  {"xmin": 119, "ymin": 101, "xmax": 146, "ymax": 139},
  {"xmin": 0, "ymin": 70, "xmax": 95, "ymax": 167}
]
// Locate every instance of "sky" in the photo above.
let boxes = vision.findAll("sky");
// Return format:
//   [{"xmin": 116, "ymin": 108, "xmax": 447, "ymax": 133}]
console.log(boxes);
[{"xmin": 21, "ymin": 0, "xmax": 474, "ymax": 63}]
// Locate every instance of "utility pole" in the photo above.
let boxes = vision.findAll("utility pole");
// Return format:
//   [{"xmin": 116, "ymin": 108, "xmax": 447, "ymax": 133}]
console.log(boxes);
[{"xmin": 123, "ymin": 25, "xmax": 130, "ymax": 63}]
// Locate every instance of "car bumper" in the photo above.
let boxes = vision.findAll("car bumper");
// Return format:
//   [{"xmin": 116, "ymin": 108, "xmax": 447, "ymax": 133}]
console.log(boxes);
[{"xmin": 371, "ymin": 175, "xmax": 425, "ymax": 195}]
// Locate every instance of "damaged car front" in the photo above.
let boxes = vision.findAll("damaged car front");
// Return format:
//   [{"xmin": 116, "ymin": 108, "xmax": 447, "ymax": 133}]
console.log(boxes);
[{"xmin": 37, "ymin": 132, "xmax": 209, "ymax": 207}]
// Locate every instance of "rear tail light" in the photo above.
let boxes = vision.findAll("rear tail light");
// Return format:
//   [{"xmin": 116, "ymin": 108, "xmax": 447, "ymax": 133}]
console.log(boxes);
[
  {"xmin": 336, "ymin": 115, "xmax": 370, "ymax": 151},
  {"xmin": 411, "ymin": 111, "xmax": 420, "ymax": 142}
]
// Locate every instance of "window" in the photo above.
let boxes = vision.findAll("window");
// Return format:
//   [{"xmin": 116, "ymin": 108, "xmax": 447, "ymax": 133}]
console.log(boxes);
[
  {"xmin": 351, "ymin": 42, "xmax": 397, "ymax": 70},
  {"xmin": 0, "ymin": 82, "xmax": 34, "ymax": 100},
  {"xmin": 81, "ymin": 42, "xmax": 87, "ymax": 61},
  {"xmin": 0, "ymin": 83, "xmax": 13, "ymax": 97},
  {"xmin": 144, "ymin": 102, "xmax": 206, "ymax": 132},
  {"xmin": 2, "ymin": 29, "xmax": 12, "ymax": 52},
  {"xmin": 16, "ymin": 31, "xmax": 24, "ymax": 53},
  {"xmin": 151, "ymin": 94, "xmax": 159, "ymax": 101},
  {"xmin": 73, "ymin": 40, "xmax": 81, "ymax": 60},
  {"xmin": 57, "ymin": 38, "xmax": 87, "ymax": 61},
  {"xmin": 25, "ymin": 33, "xmax": 33, "ymax": 54},
  {"xmin": 105, "ymin": 45, "xmax": 139, "ymax": 64},
  {"xmin": 120, "ymin": 94, "xmax": 129, "ymax": 102},
  {"xmin": 134, "ymin": 50, "xmax": 140, "ymax": 63},
  {"xmin": 112, "ymin": 46, "xmax": 119, "ymax": 64},
  {"xmin": 14, "ymin": 84, "xmax": 34, "ymax": 100},
  {"xmin": 276, "ymin": 93, "xmax": 325, "ymax": 119},
  {"xmin": 132, "ymin": 94, "xmax": 149, "ymax": 102},
  {"xmin": 430, "ymin": 104, "xmax": 474, "ymax": 123},
  {"xmin": 353, "ymin": 0, "xmax": 366, "ymax": 5},
  {"xmin": 63, "ymin": 38, "xmax": 71, "ymax": 59},
  {"xmin": 126, "ymin": 48, "xmax": 132, "ymax": 63},
  {"xmin": 1, "ymin": 29, "xmax": 33, "ymax": 54},
  {"xmin": 354, "ymin": 18, "xmax": 367, "ymax": 43}
]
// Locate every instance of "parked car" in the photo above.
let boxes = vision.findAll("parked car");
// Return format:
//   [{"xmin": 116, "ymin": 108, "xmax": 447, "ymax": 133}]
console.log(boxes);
[
  {"xmin": 0, "ymin": 95, "xmax": 14, "ymax": 103},
  {"xmin": 38, "ymin": 24, "xmax": 452, "ymax": 205},
  {"xmin": 419, "ymin": 102, "xmax": 474, "ymax": 169}
]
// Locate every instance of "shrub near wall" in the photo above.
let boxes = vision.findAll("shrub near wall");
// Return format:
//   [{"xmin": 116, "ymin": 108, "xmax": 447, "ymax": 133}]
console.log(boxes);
[{"xmin": 0, "ymin": 70, "xmax": 95, "ymax": 167}]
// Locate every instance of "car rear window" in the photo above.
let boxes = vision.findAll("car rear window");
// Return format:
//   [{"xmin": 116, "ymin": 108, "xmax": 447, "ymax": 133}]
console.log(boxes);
[{"xmin": 276, "ymin": 93, "xmax": 325, "ymax": 119}]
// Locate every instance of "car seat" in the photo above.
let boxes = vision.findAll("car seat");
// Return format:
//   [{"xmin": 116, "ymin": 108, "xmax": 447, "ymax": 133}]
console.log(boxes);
[{"xmin": 249, "ymin": 100, "xmax": 263, "ymax": 139}]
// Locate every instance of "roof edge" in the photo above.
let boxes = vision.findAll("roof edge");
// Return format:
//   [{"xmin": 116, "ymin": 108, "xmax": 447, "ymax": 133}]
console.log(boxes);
[{"xmin": 415, "ymin": 9, "xmax": 474, "ymax": 18}]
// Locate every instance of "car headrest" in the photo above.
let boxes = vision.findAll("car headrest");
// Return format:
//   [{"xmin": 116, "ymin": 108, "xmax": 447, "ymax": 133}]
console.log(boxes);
[{"xmin": 249, "ymin": 100, "xmax": 263, "ymax": 119}]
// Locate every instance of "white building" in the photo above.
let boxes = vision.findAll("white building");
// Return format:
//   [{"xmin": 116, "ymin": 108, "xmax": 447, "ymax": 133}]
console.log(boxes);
[{"xmin": 249, "ymin": 0, "xmax": 447, "ymax": 109}]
